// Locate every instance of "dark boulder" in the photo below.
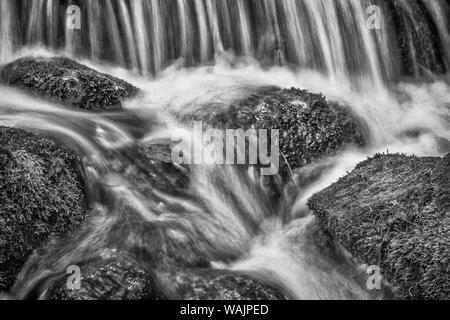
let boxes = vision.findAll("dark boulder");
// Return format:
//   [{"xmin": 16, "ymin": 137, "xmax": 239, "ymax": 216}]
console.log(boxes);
[
  {"xmin": 187, "ymin": 87, "xmax": 366, "ymax": 179},
  {"xmin": 308, "ymin": 153, "xmax": 450, "ymax": 300},
  {"xmin": 0, "ymin": 126, "xmax": 87, "ymax": 291},
  {"xmin": 130, "ymin": 144, "xmax": 190, "ymax": 194},
  {"xmin": 12, "ymin": 196, "xmax": 285, "ymax": 300},
  {"xmin": 48, "ymin": 256, "xmax": 165, "ymax": 301},
  {"xmin": 49, "ymin": 259, "xmax": 285, "ymax": 300},
  {"xmin": 160, "ymin": 268, "xmax": 285, "ymax": 300},
  {"xmin": 0, "ymin": 57, "xmax": 139, "ymax": 110}
]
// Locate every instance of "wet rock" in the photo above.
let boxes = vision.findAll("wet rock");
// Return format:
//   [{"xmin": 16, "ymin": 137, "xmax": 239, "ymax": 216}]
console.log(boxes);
[
  {"xmin": 39, "ymin": 208, "xmax": 286, "ymax": 300},
  {"xmin": 0, "ymin": 57, "xmax": 139, "ymax": 110},
  {"xmin": 131, "ymin": 144, "xmax": 190, "ymax": 193},
  {"xmin": 188, "ymin": 87, "xmax": 365, "ymax": 179},
  {"xmin": 48, "ymin": 256, "xmax": 165, "ymax": 301},
  {"xmin": 308, "ymin": 153, "xmax": 450, "ymax": 300},
  {"xmin": 48, "ymin": 258, "xmax": 285, "ymax": 300},
  {"xmin": 161, "ymin": 268, "xmax": 286, "ymax": 300},
  {"xmin": 0, "ymin": 126, "xmax": 87, "ymax": 291},
  {"xmin": 97, "ymin": 143, "xmax": 190, "ymax": 204}
]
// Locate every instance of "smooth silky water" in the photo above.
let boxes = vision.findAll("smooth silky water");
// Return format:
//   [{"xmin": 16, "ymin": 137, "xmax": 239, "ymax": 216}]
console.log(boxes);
[{"xmin": 0, "ymin": 0, "xmax": 449, "ymax": 300}]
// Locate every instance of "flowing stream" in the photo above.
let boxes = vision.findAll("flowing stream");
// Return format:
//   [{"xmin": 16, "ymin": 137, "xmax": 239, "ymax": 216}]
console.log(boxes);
[{"xmin": 0, "ymin": 0, "xmax": 449, "ymax": 300}]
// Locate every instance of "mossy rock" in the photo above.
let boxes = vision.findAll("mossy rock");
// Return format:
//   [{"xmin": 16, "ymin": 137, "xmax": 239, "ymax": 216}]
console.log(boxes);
[
  {"xmin": 187, "ymin": 87, "xmax": 366, "ymax": 179},
  {"xmin": 0, "ymin": 126, "xmax": 87, "ymax": 290},
  {"xmin": 308, "ymin": 153, "xmax": 450, "ymax": 300},
  {"xmin": 0, "ymin": 57, "xmax": 139, "ymax": 110},
  {"xmin": 48, "ymin": 255, "xmax": 165, "ymax": 301}
]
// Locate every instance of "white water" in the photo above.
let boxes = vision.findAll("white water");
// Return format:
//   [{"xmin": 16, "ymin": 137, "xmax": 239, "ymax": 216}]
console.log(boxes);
[
  {"xmin": 1, "ymin": 47, "xmax": 449, "ymax": 299},
  {"xmin": 0, "ymin": 0, "xmax": 449, "ymax": 300},
  {"xmin": 1, "ymin": 0, "xmax": 450, "ymax": 85}
]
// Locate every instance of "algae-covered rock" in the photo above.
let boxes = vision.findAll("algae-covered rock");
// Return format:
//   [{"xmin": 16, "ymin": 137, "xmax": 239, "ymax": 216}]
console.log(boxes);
[
  {"xmin": 188, "ymin": 87, "xmax": 365, "ymax": 178},
  {"xmin": 308, "ymin": 153, "xmax": 450, "ymax": 300},
  {"xmin": 0, "ymin": 57, "xmax": 139, "ymax": 110},
  {"xmin": 0, "ymin": 126, "xmax": 87, "ymax": 290}
]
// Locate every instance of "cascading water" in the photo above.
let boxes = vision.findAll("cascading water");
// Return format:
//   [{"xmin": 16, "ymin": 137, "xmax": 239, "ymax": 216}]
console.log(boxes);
[
  {"xmin": 1, "ymin": 0, "xmax": 449, "ymax": 82},
  {"xmin": 0, "ymin": 0, "xmax": 449, "ymax": 300}
]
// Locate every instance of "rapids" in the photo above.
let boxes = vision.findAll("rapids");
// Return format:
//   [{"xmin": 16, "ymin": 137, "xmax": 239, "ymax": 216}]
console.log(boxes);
[{"xmin": 0, "ymin": 0, "xmax": 449, "ymax": 300}]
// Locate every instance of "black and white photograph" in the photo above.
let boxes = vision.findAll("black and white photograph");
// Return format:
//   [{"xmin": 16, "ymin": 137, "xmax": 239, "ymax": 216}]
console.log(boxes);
[{"xmin": 0, "ymin": 0, "xmax": 449, "ymax": 309}]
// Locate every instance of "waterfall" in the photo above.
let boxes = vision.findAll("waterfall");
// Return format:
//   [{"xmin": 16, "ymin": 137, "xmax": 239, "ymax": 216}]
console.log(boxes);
[
  {"xmin": 0, "ymin": 0, "xmax": 449, "ymax": 86},
  {"xmin": 1, "ymin": 0, "xmax": 450, "ymax": 301},
  {"xmin": 0, "ymin": 0, "xmax": 14, "ymax": 62},
  {"xmin": 423, "ymin": 0, "xmax": 450, "ymax": 71}
]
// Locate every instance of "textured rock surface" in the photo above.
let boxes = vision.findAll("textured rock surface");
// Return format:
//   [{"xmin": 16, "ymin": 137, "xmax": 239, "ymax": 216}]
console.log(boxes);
[
  {"xmin": 161, "ymin": 268, "xmax": 286, "ymax": 300},
  {"xmin": 49, "ymin": 257, "xmax": 165, "ymax": 300},
  {"xmin": 47, "ymin": 254, "xmax": 285, "ymax": 300},
  {"xmin": 17, "ymin": 193, "xmax": 285, "ymax": 300},
  {"xmin": 308, "ymin": 153, "xmax": 450, "ymax": 300},
  {"xmin": 0, "ymin": 126, "xmax": 87, "ymax": 291},
  {"xmin": 188, "ymin": 87, "xmax": 365, "ymax": 178},
  {"xmin": 0, "ymin": 57, "xmax": 139, "ymax": 110}
]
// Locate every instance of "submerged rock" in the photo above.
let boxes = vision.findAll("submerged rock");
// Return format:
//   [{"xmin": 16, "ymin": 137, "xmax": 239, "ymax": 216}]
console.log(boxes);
[
  {"xmin": 130, "ymin": 144, "xmax": 190, "ymax": 193},
  {"xmin": 160, "ymin": 268, "xmax": 285, "ymax": 300},
  {"xmin": 308, "ymin": 153, "xmax": 450, "ymax": 300},
  {"xmin": 12, "ymin": 191, "xmax": 285, "ymax": 300},
  {"xmin": 49, "ymin": 259, "xmax": 285, "ymax": 300},
  {"xmin": 188, "ymin": 87, "xmax": 366, "ymax": 179},
  {"xmin": 33, "ymin": 202, "xmax": 285, "ymax": 301},
  {"xmin": 0, "ymin": 126, "xmax": 87, "ymax": 291},
  {"xmin": 48, "ymin": 256, "xmax": 165, "ymax": 301},
  {"xmin": 0, "ymin": 57, "xmax": 139, "ymax": 110}
]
